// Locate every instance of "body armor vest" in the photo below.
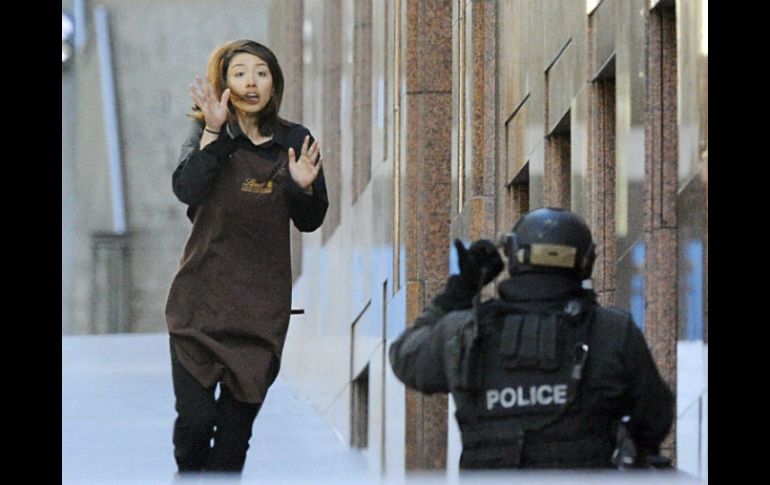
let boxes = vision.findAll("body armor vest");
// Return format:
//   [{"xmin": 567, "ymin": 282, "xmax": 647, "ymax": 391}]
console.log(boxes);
[{"xmin": 450, "ymin": 297, "xmax": 615, "ymax": 469}]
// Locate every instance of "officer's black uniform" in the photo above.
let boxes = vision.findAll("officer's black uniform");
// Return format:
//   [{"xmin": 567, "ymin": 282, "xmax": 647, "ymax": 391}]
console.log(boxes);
[{"xmin": 389, "ymin": 208, "xmax": 673, "ymax": 470}]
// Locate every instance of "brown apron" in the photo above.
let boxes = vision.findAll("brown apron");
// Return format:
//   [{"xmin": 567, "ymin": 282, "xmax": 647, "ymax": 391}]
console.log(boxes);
[{"xmin": 165, "ymin": 147, "xmax": 292, "ymax": 404}]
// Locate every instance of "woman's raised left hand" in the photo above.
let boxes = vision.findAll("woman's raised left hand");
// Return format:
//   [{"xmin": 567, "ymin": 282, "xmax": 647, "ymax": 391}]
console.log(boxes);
[{"xmin": 288, "ymin": 135, "xmax": 322, "ymax": 190}]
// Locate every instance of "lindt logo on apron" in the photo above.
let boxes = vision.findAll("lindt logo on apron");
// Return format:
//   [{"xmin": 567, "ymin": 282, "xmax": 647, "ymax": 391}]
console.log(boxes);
[{"xmin": 241, "ymin": 178, "xmax": 273, "ymax": 194}]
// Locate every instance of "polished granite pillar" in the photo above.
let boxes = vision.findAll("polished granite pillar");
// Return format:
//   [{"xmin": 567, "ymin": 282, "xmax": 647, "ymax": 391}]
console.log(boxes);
[{"xmin": 404, "ymin": 0, "xmax": 453, "ymax": 471}]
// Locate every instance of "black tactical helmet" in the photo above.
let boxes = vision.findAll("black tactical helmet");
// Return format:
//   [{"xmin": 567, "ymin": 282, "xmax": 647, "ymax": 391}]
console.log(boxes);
[{"xmin": 502, "ymin": 207, "xmax": 596, "ymax": 280}]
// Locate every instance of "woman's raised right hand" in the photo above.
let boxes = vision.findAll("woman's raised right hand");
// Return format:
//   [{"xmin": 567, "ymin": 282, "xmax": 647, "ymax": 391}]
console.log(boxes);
[{"xmin": 189, "ymin": 75, "xmax": 230, "ymax": 131}]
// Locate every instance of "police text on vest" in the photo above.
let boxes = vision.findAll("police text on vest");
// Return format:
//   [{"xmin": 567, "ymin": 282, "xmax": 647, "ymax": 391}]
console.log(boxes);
[{"xmin": 486, "ymin": 384, "xmax": 567, "ymax": 410}]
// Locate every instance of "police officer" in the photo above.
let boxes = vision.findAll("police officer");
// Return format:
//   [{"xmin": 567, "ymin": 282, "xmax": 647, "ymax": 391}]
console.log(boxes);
[{"xmin": 389, "ymin": 207, "xmax": 673, "ymax": 469}]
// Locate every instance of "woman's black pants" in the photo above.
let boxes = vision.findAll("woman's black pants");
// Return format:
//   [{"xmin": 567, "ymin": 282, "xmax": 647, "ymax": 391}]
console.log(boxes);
[{"xmin": 170, "ymin": 341, "xmax": 262, "ymax": 473}]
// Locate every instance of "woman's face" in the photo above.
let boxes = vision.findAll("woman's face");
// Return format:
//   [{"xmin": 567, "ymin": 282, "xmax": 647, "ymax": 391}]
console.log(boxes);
[{"xmin": 226, "ymin": 53, "xmax": 273, "ymax": 115}]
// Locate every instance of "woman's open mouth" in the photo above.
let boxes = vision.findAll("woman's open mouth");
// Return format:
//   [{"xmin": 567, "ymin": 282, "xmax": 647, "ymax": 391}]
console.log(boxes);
[{"xmin": 244, "ymin": 93, "xmax": 260, "ymax": 105}]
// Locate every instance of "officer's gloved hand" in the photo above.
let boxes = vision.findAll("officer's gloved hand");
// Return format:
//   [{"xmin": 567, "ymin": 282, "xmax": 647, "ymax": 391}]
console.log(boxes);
[
  {"xmin": 455, "ymin": 238, "xmax": 504, "ymax": 292},
  {"xmin": 434, "ymin": 239, "xmax": 504, "ymax": 312}
]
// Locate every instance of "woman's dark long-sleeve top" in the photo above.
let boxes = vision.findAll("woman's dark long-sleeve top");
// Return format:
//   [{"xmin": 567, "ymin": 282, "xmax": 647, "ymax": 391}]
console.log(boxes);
[
  {"xmin": 172, "ymin": 119, "xmax": 328, "ymax": 229},
  {"xmin": 165, "ymin": 118, "xmax": 328, "ymax": 404}
]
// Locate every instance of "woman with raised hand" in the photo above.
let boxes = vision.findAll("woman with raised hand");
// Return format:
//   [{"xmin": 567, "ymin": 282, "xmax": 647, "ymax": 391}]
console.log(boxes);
[{"xmin": 165, "ymin": 39, "xmax": 328, "ymax": 475}]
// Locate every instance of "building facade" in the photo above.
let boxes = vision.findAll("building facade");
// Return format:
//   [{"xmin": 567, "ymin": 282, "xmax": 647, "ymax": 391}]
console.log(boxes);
[{"xmin": 285, "ymin": 0, "xmax": 707, "ymax": 478}]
